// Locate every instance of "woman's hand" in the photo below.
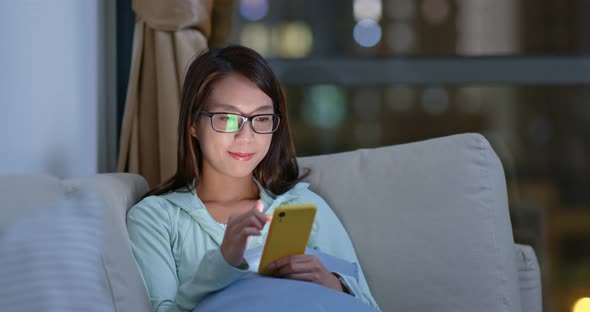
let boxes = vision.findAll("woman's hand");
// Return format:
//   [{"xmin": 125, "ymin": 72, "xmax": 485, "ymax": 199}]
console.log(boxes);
[
  {"xmin": 268, "ymin": 255, "xmax": 344, "ymax": 292},
  {"xmin": 220, "ymin": 200, "xmax": 270, "ymax": 267}
]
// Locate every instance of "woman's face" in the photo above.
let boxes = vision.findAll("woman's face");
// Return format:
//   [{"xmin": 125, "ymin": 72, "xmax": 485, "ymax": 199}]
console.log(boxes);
[{"xmin": 192, "ymin": 73, "xmax": 275, "ymax": 179}]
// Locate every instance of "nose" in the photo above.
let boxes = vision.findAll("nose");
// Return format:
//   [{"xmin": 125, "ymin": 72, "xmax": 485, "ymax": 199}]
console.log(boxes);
[{"xmin": 234, "ymin": 120, "xmax": 255, "ymax": 142}]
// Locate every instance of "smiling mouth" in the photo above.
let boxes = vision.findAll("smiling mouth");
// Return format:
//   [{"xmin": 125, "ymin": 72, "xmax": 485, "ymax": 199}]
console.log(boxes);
[{"xmin": 228, "ymin": 151, "xmax": 255, "ymax": 161}]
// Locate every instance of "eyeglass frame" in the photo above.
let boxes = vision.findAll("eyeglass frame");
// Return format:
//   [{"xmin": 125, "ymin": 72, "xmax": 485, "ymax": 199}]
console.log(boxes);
[{"xmin": 199, "ymin": 111, "xmax": 281, "ymax": 134}]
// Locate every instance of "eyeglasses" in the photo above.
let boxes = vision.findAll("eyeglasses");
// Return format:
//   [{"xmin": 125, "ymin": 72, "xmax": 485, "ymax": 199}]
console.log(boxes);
[{"xmin": 200, "ymin": 111, "xmax": 281, "ymax": 134}]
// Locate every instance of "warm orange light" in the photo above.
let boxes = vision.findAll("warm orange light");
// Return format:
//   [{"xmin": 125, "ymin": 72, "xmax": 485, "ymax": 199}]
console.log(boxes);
[{"xmin": 573, "ymin": 297, "xmax": 590, "ymax": 312}]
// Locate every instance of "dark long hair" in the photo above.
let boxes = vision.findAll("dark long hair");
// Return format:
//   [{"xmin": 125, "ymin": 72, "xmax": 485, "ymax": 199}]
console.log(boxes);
[{"xmin": 145, "ymin": 45, "xmax": 306, "ymax": 197}]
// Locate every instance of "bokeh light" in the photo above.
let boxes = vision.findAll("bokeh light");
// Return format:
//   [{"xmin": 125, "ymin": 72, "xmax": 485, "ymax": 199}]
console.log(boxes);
[
  {"xmin": 353, "ymin": 19, "xmax": 382, "ymax": 48},
  {"xmin": 278, "ymin": 21, "xmax": 313, "ymax": 58},
  {"xmin": 573, "ymin": 298, "xmax": 590, "ymax": 312},
  {"xmin": 239, "ymin": 0, "xmax": 269, "ymax": 22},
  {"xmin": 240, "ymin": 23, "xmax": 270, "ymax": 56},
  {"xmin": 353, "ymin": 0, "xmax": 382, "ymax": 22},
  {"xmin": 304, "ymin": 85, "xmax": 347, "ymax": 129}
]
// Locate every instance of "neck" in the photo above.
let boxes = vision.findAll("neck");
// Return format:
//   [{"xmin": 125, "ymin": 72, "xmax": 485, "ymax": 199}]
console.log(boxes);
[{"xmin": 196, "ymin": 169, "xmax": 259, "ymax": 203}]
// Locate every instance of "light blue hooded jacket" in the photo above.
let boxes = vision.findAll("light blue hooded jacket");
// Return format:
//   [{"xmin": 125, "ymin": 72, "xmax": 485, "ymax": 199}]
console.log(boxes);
[{"xmin": 126, "ymin": 181, "xmax": 379, "ymax": 311}]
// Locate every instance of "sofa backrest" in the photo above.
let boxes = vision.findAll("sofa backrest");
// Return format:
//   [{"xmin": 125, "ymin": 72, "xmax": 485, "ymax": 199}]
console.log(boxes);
[{"xmin": 298, "ymin": 133, "xmax": 522, "ymax": 312}]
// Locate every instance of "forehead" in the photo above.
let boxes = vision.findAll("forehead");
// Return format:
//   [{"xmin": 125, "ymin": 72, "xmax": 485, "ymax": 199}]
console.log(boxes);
[{"xmin": 205, "ymin": 73, "xmax": 274, "ymax": 113}]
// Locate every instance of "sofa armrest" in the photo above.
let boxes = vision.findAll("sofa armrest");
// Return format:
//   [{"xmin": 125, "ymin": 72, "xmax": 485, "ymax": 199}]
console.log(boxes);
[
  {"xmin": 66, "ymin": 173, "xmax": 152, "ymax": 311},
  {"xmin": 515, "ymin": 244, "xmax": 542, "ymax": 312}
]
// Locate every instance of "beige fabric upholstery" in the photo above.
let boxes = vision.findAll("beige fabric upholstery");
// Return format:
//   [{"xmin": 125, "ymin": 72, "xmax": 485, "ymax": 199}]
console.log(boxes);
[
  {"xmin": 0, "ymin": 173, "xmax": 151, "ymax": 312},
  {"xmin": 298, "ymin": 133, "xmax": 529, "ymax": 312}
]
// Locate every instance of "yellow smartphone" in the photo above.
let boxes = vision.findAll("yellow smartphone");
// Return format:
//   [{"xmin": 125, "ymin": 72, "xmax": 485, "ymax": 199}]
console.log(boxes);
[{"xmin": 258, "ymin": 203, "xmax": 317, "ymax": 275}]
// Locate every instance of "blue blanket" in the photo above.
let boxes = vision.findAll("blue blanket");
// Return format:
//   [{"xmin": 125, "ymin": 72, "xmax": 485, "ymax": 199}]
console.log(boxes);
[{"xmin": 195, "ymin": 248, "xmax": 378, "ymax": 312}]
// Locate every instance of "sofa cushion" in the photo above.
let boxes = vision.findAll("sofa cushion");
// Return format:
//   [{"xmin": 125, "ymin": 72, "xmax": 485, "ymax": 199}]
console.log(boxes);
[{"xmin": 298, "ymin": 133, "xmax": 522, "ymax": 312}]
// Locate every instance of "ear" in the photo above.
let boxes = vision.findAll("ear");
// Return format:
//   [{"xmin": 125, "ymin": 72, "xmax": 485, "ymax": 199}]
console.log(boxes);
[{"xmin": 190, "ymin": 122, "xmax": 199, "ymax": 140}]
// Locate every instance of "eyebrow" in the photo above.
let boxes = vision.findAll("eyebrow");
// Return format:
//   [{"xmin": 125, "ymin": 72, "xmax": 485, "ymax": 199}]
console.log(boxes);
[{"xmin": 209, "ymin": 103, "xmax": 275, "ymax": 114}]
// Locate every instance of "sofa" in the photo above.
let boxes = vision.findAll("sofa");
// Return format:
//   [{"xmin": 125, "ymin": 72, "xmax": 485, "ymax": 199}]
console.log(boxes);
[{"xmin": 0, "ymin": 133, "xmax": 541, "ymax": 312}]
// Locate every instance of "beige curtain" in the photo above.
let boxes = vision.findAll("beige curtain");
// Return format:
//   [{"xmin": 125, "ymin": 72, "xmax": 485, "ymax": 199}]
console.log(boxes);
[{"xmin": 117, "ymin": 0, "xmax": 231, "ymax": 187}]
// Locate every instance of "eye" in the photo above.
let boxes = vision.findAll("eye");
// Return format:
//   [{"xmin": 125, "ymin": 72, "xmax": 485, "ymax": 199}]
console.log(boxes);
[
  {"xmin": 254, "ymin": 115, "xmax": 272, "ymax": 122},
  {"xmin": 218, "ymin": 114, "xmax": 235, "ymax": 121}
]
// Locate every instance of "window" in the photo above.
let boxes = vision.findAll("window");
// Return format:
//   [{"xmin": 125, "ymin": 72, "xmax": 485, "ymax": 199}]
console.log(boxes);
[{"xmin": 227, "ymin": 1, "xmax": 590, "ymax": 311}]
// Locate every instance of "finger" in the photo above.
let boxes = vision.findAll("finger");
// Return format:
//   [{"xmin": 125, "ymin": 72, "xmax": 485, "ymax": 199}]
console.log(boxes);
[
  {"xmin": 240, "ymin": 227, "xmax": 262, "ymax": 237},
  {"xmin": 247, "ymin": 213, "xmax": 265, "ymax": 230},
  {"xmin": 288, "ymin": 254, "xmax": 314, "ymax": 263},
  {"xmin": 233, "ymin": 214, "xmax": 264, "ymax": 232},
  {"xmin": 276, "ymin": 260, "xmax": 317, "ymax": 277},
  {"xmin": 252, "ymin": 207, "xmax": 269, "ymax": 225},
  {"xmin": 226, "ymin": 211, "xmax": 246, "ymax": 227},
  {"xmin": 275, "ymin": 254, "xmax": 313, "ymax": 267},
  {"xmin": 268, "ymin": 255, "xmax": 295, "ymax": 270},
  {"xmin": 253, "ymin": 210, "xmax": 268, "ymax": 226},
  {"xmin": 231, "ymin": 208, "xmax": 266, "ymax": 229},
  {"xmin": 239, "ymin": 206, "xmax": 267, "ymax": 226},
  {"xmin": 270, "ymin": 254, "xmax": 311, "ymax": 272},
  {"xmin": 277, "ymin": 261, "xmax": 323, "ymax": 276},
  {"xmin": 229, "ymin": 204, "xmax": 265, "ymax": 225},
  {"xmin": 282, "ymin": 273, "xmax": 318, "ymax": 283}
]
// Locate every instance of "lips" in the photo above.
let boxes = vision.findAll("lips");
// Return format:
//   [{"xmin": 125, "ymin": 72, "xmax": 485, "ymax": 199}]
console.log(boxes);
[{"xmin": 228, "ymin": 151, "xmax": 255, "ymax": 161}]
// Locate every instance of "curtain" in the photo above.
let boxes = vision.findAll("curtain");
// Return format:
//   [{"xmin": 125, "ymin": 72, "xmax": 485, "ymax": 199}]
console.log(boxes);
[{"xmin": 117, "ymin": 0, "xmax": 231, "ymax": 187}]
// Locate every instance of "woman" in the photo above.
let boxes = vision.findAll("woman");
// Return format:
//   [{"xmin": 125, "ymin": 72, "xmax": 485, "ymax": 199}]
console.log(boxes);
[{"xmin": 127, "ymin": 45, "xmax": 379, "ymax": 311}]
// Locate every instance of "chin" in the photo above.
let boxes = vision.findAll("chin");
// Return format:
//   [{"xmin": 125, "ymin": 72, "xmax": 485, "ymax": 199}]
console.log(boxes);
[
  {"xmin": 224, "ymin": 164, "xmax": 259, "ymax": 178},
  {"xmin": 225, "ymin": 170, "xmax": 256, "ymax": 179}
]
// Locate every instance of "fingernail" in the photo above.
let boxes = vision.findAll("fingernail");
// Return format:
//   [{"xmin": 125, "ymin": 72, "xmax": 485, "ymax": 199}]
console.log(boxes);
[{"xmin": 256, "ymin": 200, "xmax": 264, "ymax": 213}]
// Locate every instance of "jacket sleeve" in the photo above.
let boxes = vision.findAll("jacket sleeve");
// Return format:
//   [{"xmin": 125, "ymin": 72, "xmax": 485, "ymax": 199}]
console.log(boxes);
[
  {"xmin": 126, "ymin": 197, "xmax": 249, "ymax": 312},
  {"xmin": 303, "ymin": 191, "xmax": 381, "ymax": 310}
]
